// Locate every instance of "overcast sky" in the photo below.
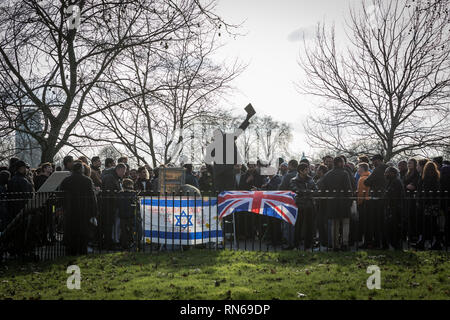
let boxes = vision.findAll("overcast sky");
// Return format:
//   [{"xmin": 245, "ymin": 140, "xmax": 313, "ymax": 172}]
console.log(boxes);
[{"xmin": 213, "ymin": 0, "xmax": 362, "ymax": 157}]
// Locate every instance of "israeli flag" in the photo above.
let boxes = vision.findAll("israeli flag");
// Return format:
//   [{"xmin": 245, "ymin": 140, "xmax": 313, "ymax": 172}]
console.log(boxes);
[{"xmin": 140, "ymin": 197, "xmax": 222, "ymax": 245}]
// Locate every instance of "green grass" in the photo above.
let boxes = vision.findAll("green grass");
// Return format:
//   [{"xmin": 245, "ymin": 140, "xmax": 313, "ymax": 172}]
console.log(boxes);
[{"xmin": 1, "ymin": 249, "xmax": 449, "ymax": 300}]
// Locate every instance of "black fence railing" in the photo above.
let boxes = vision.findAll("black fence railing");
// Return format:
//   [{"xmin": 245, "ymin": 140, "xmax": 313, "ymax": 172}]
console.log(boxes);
[{"xmin": 0, "ymin": 190, "xmax": 449, "ymax": 263}]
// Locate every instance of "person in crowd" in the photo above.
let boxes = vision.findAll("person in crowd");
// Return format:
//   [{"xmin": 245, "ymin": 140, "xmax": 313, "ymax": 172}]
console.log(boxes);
[
  {"xmin": 261, "ymin": 167, "xmax": 282, "ymax": 191},
  {"xmin": 129, "ymin": 169, "xmax": 138, "ymax": 184},
  {"xmin": 101, "ymin": 158, "xmax": 116, "ymax": 179},
  {"xmin": 63, "ymin": 155, "xmax": 74, "ymax": 172},
  {"xmin": 440, "ymin": 160, "xmax": 450, "ymax": 247},
  {"xmin": 432, "ymin": 156, "xmax": 443, "ymax": 171},
  {"xmin": 404, "ymin": 159, "xmax": 420, "ymax": 192},
  {"xmin": 134, "ymin": 166, "xmax": 152, "ymax": 193},
  {"xmin": 184, "ymin": 163, "xmax": 199, "ymax": 188},
  {"xmin": 278, "ymin": 160, "xmax": 298, "ymax": 190},
  {"xmin": 398, "ymin": 161, "xmax": 408, "ymax": 182},
  {"xmin": 363, "ymin": 154, "xmax": 388, "ymax": 248},
  {"xmin": 339, "ymin": 155, "xmax": 356, "ymax": 191},
  {"xmin": 151, "ymin": 166, "xmax": 163, "ymax": 192},
  {"xmin": 322, "ymin": 155, "xmax": 334, "ymax": 171},
  {"xmin": 277, "ymin": 160, "xmax": 299, "ymax": 246},
  {"xmin": 232, "ymin": 164, "xmax": 243, "ymax": 190},
  {"xmin": 235, "ymin": 161, "xmax": 264, "ymax": 240},
  {"xmin": 404, "ymin": 158, "xmax": 420, "ymax": 241},
  {"xmin": 55, "ymin": 166, "xmax": 62, "ymax": 172},
  {"xmin": 239, "ymin": 161, "xmax": 265, "ymax": 191},
  {"xmin": 199, "ymin": 164, "xmax": 213, "ymax": 193},
  {"xmin": 314, "ymin": 164, "xmax": 328, "ymax": 184},
  {"xmin": 117, "ymin": 178, "xmax": 141, "ymax": 250},
  {"xmin": 0, "ymin": 170, "xmax": 11, "ymax": 231},
  {"xmin": 60, "ymin": 161, "xmax": 97, "ymax": 255},
  {"xmin": 90, "ymin": 156, "xmax": 102, "ymax": 189},
  {"xmin": 313, "ymin": 164, "xmax": 329, "ymax": 249},
  {"xmin": 415, "ymin": 161, "xmax": 442, "ymax": 250},
  {"xmin": 78, "ymin": 156, "xmax": 88, "ymax": 164},
  {"xmin": 289, "ymin": 162, "xmax": 317, "ymax": 250},
  {"xmin": 82, "ymin": 163, "xmax": 91, "ymax": 178},
  {"xmin": 279, "ymin": 162, "xmax": 288, "ymax": 177},
  {"xmin": 356, "ymin": 162, "xmax": 371, "ymax": 248},
  {"xmin": 318, "ymin": 156, "xmax": 353, "ymax": 250},
  {"xmin": 417, "ymin": 158, "xmax": 429, "ymax": 177},
  {"xmin": 384, "ymin": 167, "xmax": 405, "ymax": 250},
  {"xmin": 33, "ymin": 162, "xmax": 53, "ymax": 191},
  {"xmin": 8, "ymin": 157, "xmax": 20, "ymax": 177},
  {"xmin": 355, "ymin": 155, "xmax": 372, "ymax": 184},
  {"xmin": 118, "ymin": 156, "xmax": 128, "ymax": 165},
  {"xmin": 101, "ymin": 163, "xmax": 126, "ymax": 249}
]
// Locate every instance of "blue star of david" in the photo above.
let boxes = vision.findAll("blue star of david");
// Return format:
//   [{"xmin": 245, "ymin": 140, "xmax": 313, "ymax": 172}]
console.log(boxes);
[{"xmin": 175, "ymin": 211, "xmax": 193, "ymax": 229}]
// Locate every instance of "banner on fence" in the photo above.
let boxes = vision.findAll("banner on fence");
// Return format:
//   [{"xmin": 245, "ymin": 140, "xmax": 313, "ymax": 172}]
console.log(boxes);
[
  {"xmin": 218, "ymin": 191, "xmax": 299, "ymax": 226},
  {"xmin": 140, "ymin": 197, "xmax": 222, "ymax": 245}
]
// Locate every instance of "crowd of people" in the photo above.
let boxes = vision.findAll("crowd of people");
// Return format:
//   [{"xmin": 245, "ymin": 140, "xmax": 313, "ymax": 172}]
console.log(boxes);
[{"xmin": 0, "ymin": 152, "xmax": 449, "ymax": 255}]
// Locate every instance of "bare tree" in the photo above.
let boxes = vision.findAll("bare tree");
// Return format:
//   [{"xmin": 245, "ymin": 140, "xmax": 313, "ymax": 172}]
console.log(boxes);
[
  {"xmin": 299, "ymin": 0, "xmax": 450, "ymax": 161},
  {"xmin": 0, "ymin": 0, "xmax": 231, "ymax": 162},
  {"xmin": 83, "ymin": 23, "xmax": 243, "ymax": 167}
]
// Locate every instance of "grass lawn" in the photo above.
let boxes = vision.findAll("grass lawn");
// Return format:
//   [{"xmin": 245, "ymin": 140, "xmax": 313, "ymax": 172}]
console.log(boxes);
[{"xmin": 0, "ymin": 249, "xmax": 449, "ymax": 300}]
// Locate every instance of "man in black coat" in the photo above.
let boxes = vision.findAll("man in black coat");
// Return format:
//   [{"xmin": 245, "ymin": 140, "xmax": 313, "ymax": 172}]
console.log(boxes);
[
  {"xmin": 289, "ymin": 163, "xmax": 317, "ymax": 249},
  {"xmin": 318, "ymin": 157, "xmax": 353, "ymax": 249},
  {"xmin": 363, "ymin": 154, "xmax": 388, "ymax": 248},
  {"xmin": 60, "ymin": 162, "xmax": 97, "ymax": 255},
  {"xmin": 384, "ymin": 167, "xmax": 405, "ymax": 250},
  {"xmin": 100, "ymin": 163, "xmax": 126, "ymax": 249},
  {"xmin": 7, "ymin": 161, "xmax": 34, "ymax": 225}
]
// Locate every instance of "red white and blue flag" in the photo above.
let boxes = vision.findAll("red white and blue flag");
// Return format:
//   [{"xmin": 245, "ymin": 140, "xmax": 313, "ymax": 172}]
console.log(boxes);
[{"xmin": 218, "ymin": 191, "xmax": 298, "ymax": 225}]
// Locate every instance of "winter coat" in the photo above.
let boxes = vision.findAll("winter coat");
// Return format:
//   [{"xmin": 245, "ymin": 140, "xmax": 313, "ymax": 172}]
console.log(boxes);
[
  {"xmin": 363, "ymin": 163, "xmax": 388, "ymax": 194},
  {"xmin": 238, "ymin": 171, "xmax": 264, "ymax": 190},
  {"xmin": 117, "ymin": 190, "xmax": 140, "ymax": 219},
  {"xmin": 318, "ymin": 167, "xmax": 353, "ymax": 219},
  {"xmin": 59, "ymin": 172, "xmax": 97, "ymax": 245},
  {"xmin": 289, "ymin": 174, "xmax": 317, "ymax": 209},
  {"xmin": 384, "ymin": 177, "xmax": 405, "ymax": 219},
  {"xmin": 278, "ymin": 170, "xmax": 297, "ymax": 190},
  {"xmin": 357, "ymin": 171, "xmax": 371, "ymax": 205}
]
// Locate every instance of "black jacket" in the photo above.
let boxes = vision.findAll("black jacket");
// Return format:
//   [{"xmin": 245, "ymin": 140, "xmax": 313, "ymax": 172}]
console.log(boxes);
[
  {"xmin": 238, "ymin": 171, "xmax": 264, "ymax": 190},
  {"xmin": 134, "ymin": 178, "xmax": 152, "ymax": 193},
  {"xmin": 384, "ymin": 177, "xmax": 405, "ymax": 219},
  {"xmin": 102, "ymin": 170, "xmax": 122, "ymax": 192},
  {"xmin": 364, "ymin": 163, "xmax": 388, "ymax": 193},
  {"xmin": 318, "ymin": 167, "xmax": 353, "ymax": 219},
  {"xmin": 60, "ymin": 172, "xmax": 97, "ymax": 242},
  {"xmin": 289, "ymin": 174, "xmax": 317, "ymax": 209},
  {"xmin": 33, "ymin": 175, "xmax": 48, "ymax": 191},
  {"xmin": 278, "ymin": 170, "xmax": 297, "ymax": 190},
  {"xmin": 117, "ymin": 190, "xmax": 140, "ymax": 219}
]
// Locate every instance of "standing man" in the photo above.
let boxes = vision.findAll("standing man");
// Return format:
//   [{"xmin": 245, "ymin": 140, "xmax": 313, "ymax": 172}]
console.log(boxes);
[
  {"xmin": 90, "ymin": 156, "xmax": 102, "ymax": 189},
  {"xmin": 60, "ymin": 162, "xmax": 97, "ymax": 255},
  {"xmin": 101, "ymin": 163, "xmax": 126, "ymax": 249},
  {"xmin": 63, "ymin": 156, "xmax": 74, "ymax": 172},
  {"xmin": 289, "ymin": 163, "xmax": 317, "ymax": 250},
  {"xmin": 318, "ymin": 157, "xmax": 353, "ymax": 250},
  {"xmin": 363, "ymin": 154, "xmax": 388, "ymax": 248}
]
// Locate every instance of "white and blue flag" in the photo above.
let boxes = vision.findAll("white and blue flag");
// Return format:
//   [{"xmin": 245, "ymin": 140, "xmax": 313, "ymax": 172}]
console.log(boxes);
[{"xmin": 140, "ymin": 197, "xmax": 222, "ymax": 245}]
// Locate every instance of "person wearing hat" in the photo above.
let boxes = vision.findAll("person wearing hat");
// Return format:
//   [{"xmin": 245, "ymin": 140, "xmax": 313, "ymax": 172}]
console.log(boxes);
[
  {"xmin": 363, "ymin": 154, "xmax": 388, "ymax": 249},
  {"xmin": 6, "ymin": 160, "xmax": 34, "ymax": 226}
]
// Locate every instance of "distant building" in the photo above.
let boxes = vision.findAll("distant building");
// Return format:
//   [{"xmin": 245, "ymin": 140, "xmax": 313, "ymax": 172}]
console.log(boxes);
[{"xmin": 15, "ymin": 108, "xmax": 42, "ymax": 168}]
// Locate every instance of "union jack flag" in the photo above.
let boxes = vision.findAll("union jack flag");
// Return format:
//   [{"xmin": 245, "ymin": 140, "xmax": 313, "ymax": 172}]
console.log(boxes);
[{"xmin": 218, "ymin": 191, "xmax": 298, "ymax": 225}]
